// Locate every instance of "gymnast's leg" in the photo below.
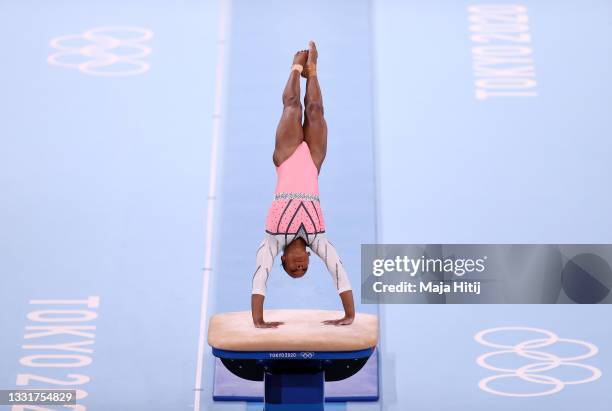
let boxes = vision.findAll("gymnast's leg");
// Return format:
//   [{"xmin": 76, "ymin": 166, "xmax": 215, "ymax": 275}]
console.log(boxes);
[
  {"xmin": 252, "ymin": 50, "xmax": 308, "ymax": 329},
  {"xmin": 302, "ymin": 41, "xmax": 328, "ymax": 172},
  {"xmin": 303, "ymin": 42, "xmax": 355, "ymax": 324},
  {"xmin": 272, "ymin": 50, "xmax": 307, "ymax": 167}
]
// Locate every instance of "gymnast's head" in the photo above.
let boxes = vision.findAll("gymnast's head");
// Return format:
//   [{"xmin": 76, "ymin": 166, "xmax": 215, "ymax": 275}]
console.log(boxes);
[{"xmin": 281, "ymin": 239, "xmax": 311, "ymax": 278}]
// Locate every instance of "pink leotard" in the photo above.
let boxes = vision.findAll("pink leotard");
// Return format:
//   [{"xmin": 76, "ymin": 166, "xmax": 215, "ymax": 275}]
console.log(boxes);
[
  {"xmin": 252, "ymin": 142, "xmax": 351, "ymax": 297},
  {"xmin": 265, "ymin": 141, "xmax": 325, "ymax": 237}
]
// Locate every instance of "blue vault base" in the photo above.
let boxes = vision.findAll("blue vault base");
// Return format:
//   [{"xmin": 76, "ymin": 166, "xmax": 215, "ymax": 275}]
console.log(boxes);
[{"xmin": 213, "ymin": 348, "xmax": 379, "ymax": 405}]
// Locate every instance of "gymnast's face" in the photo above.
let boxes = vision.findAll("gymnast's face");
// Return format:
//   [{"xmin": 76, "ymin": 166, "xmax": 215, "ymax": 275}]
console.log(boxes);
[{"xmin": 281, "ymin": 249, "xmax": 311, "ymax": 278}]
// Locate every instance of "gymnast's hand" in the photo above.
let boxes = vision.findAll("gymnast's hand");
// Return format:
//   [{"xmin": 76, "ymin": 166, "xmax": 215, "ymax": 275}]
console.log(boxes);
[
  {"xmin": 251, "ymin": 294, "xmax": 284, "ymax": 328},
  {"xmin": 323, "ymin": 290, "xmax": 355, "ymax": 326},
  {"xmin": 254, "ymin": 320, "xmax": 285, "ymax": 329},
  {"xmin": 322, "ymin": 315, "xmax": 354, "ymax": 326}
]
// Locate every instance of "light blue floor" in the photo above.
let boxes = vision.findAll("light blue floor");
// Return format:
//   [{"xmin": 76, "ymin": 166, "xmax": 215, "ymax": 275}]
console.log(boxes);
[
  {"xmin": 374, "ymin": 1, "xmax": 612, "ymax": 410},
  {"xmin": 1, "ymin": 0, "xmax": 611, "ymax": 410},
  {"xmin": 0, "ymin": 0, "xmax": 220, "ymax": 409},
  {"xmin": 373, "ymin": 0, "xmax": 612, "ymax": 243}
]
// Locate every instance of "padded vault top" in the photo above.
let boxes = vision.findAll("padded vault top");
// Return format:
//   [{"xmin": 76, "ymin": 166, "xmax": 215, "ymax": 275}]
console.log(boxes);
[{"xmin": 208, "ymin": 309, "xmax": 378, "ymax": 352}]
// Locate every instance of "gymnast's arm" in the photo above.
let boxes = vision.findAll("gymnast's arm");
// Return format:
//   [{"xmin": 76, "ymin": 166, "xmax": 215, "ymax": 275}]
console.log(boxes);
[
  {"xmin": 311, "ymin": 236, "xmax": 355, "ymax": 325},
  {"xmin": 251, "ymin": 235, "xmax": 284, "ymax": 328}
]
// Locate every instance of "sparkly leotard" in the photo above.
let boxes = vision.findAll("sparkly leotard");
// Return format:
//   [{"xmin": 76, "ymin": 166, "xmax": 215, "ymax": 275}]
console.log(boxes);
[
  {"xmin": 265, "ymin": 141, "xmax": 325, "ymax": 240},
  {"xmin": 252, "ymin": 142, "xmax": 351, "ymax": 296}
]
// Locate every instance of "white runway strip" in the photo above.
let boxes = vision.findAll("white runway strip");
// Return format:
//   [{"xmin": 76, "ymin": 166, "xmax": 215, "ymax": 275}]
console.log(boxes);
[{"xmin": 193, "ymin": 0, "xmax": 230, "ymax": 409}]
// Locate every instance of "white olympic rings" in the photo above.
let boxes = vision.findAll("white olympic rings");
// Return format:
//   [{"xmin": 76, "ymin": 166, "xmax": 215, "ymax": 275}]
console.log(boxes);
[
  {"xmin": 474, "ymin": 326, "xmax": 602, "ymax": 397},
  {"xmin": 47, "ymin": 27, "xmax": 153, "ymax": 76}
]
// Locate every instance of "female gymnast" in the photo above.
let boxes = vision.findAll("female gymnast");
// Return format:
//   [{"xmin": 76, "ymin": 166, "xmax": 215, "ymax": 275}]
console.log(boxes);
[{"xmin": 251, "ymin": 41, "xmax": 355, "ymax": 328}]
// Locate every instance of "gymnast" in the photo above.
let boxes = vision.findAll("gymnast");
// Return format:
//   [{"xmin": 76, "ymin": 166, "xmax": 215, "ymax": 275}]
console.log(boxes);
[{"xmin": 251, "ymin": 41, "xmax": 355, "ymax": 328}]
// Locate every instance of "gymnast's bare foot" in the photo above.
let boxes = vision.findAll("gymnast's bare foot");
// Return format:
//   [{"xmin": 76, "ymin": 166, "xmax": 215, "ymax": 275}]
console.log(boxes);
[
  {"xmin": 293, "ymin": 49, "xmax": 308, "ymax": 67},
  {"xmin": 302, "ymin": 40, "xmax": 317, "ymax": 78}
]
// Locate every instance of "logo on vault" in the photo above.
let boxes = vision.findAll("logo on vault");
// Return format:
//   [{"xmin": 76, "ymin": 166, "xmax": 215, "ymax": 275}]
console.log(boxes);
[
  {"xmin": 474, "ymin": 326, "xmax": 602, "ymax": 397},
  {"xmin": 47, "ymin": 27, "xmax": 153, "ymax": 76}
]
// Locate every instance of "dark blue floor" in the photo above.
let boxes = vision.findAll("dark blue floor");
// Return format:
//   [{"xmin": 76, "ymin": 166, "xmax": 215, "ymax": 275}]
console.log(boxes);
[
  {"xmin": 202, "ymin": 1, "xmax": 379, "ymax": 409},
  {"xmin": 211, "ymin": 0, "xmax": 377, "ymax": 314}
]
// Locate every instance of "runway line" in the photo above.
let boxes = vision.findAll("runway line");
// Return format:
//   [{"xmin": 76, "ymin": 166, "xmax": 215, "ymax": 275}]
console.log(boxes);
[{"xmin": 193, "ymin": 0, "xmax": 230, "ymax": 409}]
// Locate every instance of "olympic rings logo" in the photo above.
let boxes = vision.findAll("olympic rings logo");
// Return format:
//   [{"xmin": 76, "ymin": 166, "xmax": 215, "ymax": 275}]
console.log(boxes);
[
  {"xmin": 474, "ymin": 327, "xmax": 602, "ymax": 397},
  {"xmin": 301, "ymin": 352, "xmax": 314, "ymax": 359},
  {"xmin": 47, "ymin": 27, "xmax": 153, "ymax": 77}
]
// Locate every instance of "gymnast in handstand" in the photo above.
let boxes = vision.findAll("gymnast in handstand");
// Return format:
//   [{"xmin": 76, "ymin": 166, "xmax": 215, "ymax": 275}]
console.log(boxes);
[{"xmin": 251, "ymin": 41, "xmax": 355, "ymax": 328}]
